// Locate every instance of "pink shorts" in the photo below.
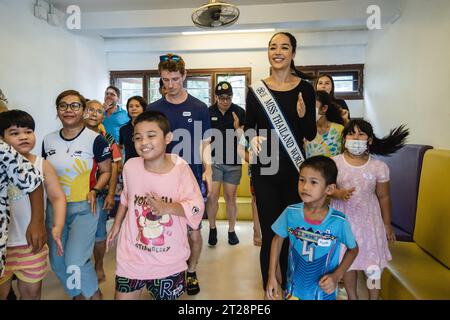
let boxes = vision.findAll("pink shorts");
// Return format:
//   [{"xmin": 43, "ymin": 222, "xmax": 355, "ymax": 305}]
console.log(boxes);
[{"xmin": 0, "ymin": 244, "xmax": 49, "ymax": 284}]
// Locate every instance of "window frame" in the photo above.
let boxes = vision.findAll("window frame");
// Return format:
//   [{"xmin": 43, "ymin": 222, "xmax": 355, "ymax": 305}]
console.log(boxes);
[
  {"xmin": 297, "ymin": 64, "xmax": 364, "ymax": 100},
  {"xmin": 110, "ymin": 67, "xmax": 252, "ymax": 106}
]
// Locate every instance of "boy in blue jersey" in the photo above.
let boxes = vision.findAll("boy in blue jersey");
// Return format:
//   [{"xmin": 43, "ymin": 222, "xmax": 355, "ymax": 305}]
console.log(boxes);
[{"xmin": 266, "ymin": 156, "xmax": 358, "ymax": 300}]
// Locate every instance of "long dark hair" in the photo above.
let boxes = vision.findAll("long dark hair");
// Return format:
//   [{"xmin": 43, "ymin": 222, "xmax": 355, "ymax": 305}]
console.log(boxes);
[
  {"xmin": 316, "ymin": 91, "xmax": 345, "ymax": 125},
  {"xmin": 269, "ymin": 32, "xmax": 314, "ymax": 80},
  {"xmin": 315, "ymin": 74, "xmax": 336, "ymax": 97},
  {"xmin": 342, "ymin": 119, "xmax": 409, "ymax": 156}
]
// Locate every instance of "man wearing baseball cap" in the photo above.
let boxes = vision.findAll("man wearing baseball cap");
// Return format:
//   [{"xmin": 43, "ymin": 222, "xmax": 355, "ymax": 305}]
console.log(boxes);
[{"xmin": 206, "ymin": 81, "xmax": 246, "ymax": 247}]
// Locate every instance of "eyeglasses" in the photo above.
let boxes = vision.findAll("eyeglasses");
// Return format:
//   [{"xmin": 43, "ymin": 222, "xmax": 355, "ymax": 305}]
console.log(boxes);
[
  {"xmin": 218, "ymin": 96, "xmax": 232, "ymax": 102},
  {"xmin": 159, "ymin": 54, "xmax": 182, "ymax": 62},
  {"xmin": 57, "ymin": 102, "xmax": 82, "ymax": 112},
  {"xmin": 86, "ymin": 107, "xmax": 103, "ymax": 116}
]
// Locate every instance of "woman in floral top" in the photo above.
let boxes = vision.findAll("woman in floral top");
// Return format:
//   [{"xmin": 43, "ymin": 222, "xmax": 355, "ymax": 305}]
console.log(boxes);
[{"xmin": 305, "ymin": 91, "xmax": 345, "ymax": 158}]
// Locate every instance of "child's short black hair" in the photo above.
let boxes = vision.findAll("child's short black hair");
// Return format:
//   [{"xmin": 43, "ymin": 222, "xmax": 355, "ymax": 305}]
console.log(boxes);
[
  {"xmin": 299, "ymin": 156, "xmax": 337, "ymax": 185},
  {"xmin": 0, "ymin": 109, "xmax": 35, "ymax": 137},
  {"xmin": 134, "ymin": 111, "xmax": 171, "ymax": 135}
]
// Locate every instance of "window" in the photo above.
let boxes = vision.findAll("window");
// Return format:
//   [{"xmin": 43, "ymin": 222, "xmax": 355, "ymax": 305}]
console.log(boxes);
[
  {"xmin": 111, "ymin": 68, "xmax": 251, "ymax": 109},
  {"xmin": 115, "ymin": 78, "xmax": 143, "ymax": 108},
  {"xmin": 148, "ymin": 77, "xmax": 162, "ymax": 104},
  {"xmin": 186, "ymin": 75, "xmax": 212, "ymax": 106},
  {"xmin": 296, "ymin": 64, "xmax": 364, "ymax": 100},
  {"xmin": 110, "ymin": 71, "xmax": 147, "ymax": 109}
]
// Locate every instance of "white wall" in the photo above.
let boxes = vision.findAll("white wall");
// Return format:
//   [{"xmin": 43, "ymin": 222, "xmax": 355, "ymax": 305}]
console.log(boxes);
[
  {"xmin": 364, "ymin": 0, "xmax": 450, "ymax": 149},
  {"xmin": 0, "ymin": 0, "xmax": 108, "ymax": 148},
  {"xmin": 106, "ymin": 31, "xmax": 367, "ymax": 117}
]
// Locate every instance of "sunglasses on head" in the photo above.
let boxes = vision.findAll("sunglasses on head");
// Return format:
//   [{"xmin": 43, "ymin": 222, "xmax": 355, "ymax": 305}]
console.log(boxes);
[{"xmin": 159, "ymin": 54, "xmax": 181, "ymax": 62}]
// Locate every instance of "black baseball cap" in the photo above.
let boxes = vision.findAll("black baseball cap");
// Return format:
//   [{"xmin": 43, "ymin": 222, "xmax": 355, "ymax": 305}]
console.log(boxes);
[{"xmin": 215, "ymin": 81, "xmax": 233, "ymax": 96}]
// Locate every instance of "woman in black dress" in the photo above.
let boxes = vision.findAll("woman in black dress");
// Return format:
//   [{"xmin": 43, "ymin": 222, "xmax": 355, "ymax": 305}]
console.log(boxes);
[{"xmin": 244, "ymin": 32, "xmax": 317, "ymax": 290}]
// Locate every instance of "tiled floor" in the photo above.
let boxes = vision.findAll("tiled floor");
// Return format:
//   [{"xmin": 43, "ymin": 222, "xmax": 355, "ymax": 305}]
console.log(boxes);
[
  {"xmin": 39, "ymin": 220, "xmax": 263, "ymax": 300},
  {"xmin": 23, "ymin": 220, "xmax": 367, "ymax": 300}
]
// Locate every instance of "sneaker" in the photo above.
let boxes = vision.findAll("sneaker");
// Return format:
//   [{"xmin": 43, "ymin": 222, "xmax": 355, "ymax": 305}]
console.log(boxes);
[
  {"xmin": 208, "ymin": 228, "xmax": 217, "ymax": 246},
  {"xmin": 228, "ymin": 231, "xmax": 239, "ymax": 245},
  {"xmin": 186, "ymin": 272, "xmax": 200, "ymax": 295}
]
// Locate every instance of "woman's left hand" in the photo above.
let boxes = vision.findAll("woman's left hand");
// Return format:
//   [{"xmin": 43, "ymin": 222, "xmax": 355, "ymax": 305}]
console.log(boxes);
[
  {"xmin": 296, "ymin": 92, "xmax": 306, "ymax": 118},
  {"xmin": 385, "ymin": 224, "xmax": 396, "ymax": 242}
]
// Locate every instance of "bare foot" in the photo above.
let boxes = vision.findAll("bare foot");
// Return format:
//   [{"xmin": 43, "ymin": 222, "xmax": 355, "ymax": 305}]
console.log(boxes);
[{"xmin": 90, "ymin": 289, "xmax": 103, "ymax": 300}]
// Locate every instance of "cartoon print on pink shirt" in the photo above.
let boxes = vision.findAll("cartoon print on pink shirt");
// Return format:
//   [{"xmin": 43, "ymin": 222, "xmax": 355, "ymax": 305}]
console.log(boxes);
[{"xmin": 135, "ymin": 197, "xmax": 173, "ymax": 247}]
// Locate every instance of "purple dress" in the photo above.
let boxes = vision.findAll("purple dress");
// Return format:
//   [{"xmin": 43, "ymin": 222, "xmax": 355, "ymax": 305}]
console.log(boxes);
[{"xmin": 332, "ymin": 154, "xmax": 392, "ymax": 271}]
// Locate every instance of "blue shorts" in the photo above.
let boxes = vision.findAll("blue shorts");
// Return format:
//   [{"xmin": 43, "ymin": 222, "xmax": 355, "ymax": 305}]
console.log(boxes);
[
  {"xmin": 95, "ymin": 196, "xmax": 109, "ymax": 242},
  {"xmin": 115, "ymin": 271, "xmax": 186, "ymax": 300}
]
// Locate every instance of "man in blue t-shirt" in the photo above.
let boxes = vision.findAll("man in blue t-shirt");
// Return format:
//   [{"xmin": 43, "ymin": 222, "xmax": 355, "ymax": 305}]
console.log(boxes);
[
  {"xmin": 102, "ymin": 86, "xmax": 129, "ymax": 144},
  {"xmin": 147, "ymin": 53, "xmax": 212, "ymax": 296},
  {"xmin": 266, "ymin": 156, "xmax": 359, "ymax": 300}
]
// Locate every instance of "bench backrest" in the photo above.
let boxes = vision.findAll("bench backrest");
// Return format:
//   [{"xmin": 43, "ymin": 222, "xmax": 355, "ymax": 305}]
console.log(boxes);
[
  {"xmin": 380, "ymin": 144, "xmax": 432, "ymax": 240},
  {"xmin": 414, "ymin": 149, "xmax": 450, "ymax": 268}
]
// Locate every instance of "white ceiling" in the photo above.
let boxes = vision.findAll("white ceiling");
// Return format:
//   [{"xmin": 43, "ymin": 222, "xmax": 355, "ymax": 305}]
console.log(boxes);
[
  {"xmin": 52, "ymin": 0, "xmax": 335, "ymax": 12},
  {"xmin": 49, "ymin": 0, "xmax": 401, "ymax": 38}
]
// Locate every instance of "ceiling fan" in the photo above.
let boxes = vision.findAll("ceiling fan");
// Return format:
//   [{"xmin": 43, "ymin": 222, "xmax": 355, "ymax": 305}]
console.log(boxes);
[{"xmin": 192, "ymin": 0, "xmax": 240, "ymax": 28}]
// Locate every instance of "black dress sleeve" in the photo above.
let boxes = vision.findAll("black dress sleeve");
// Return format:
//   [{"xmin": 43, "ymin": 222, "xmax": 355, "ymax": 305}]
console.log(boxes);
[
  {"xmin": 244, "ymin": 90, "xmax": 257, "ymax": 132},
  {"xmin": 298, "ymin": 81, "xmax": 317, "ymax": 141}
]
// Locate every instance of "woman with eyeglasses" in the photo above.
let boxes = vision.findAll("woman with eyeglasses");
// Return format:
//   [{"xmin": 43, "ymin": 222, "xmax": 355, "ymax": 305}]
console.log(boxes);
[
  {"xmin": 42, "ymin": 90, "xmax": 112, "ymax": 300},
  {"xmin": 244, "ymin": 32, "xmax": 317, "ymax": 295}
]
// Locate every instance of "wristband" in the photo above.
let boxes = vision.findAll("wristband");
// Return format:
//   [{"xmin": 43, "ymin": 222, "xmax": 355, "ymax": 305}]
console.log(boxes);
[{"xmin": 91, "ymin": 188, "xmax": 101, "ymax": 196}]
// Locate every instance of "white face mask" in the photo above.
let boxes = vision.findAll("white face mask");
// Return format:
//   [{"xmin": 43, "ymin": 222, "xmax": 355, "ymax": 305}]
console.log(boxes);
[{"xmin": 345, "ymin": 139, "xmax": 368, "ymax": 155}]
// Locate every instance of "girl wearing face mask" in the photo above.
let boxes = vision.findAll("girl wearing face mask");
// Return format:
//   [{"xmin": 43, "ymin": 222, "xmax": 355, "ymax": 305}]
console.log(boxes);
[
  {"xmin": 305, "ymin": 91, "xmax": 345, "ymax": 158},
  {"xmin": 331, "ymin": 119, "xmax": 409, "ymax": 300}
]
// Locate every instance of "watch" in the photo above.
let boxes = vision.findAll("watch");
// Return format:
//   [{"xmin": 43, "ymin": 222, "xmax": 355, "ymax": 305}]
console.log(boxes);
[{"xmin": 91, "ymin": 188, "xmax": 101, "ymax": 196}]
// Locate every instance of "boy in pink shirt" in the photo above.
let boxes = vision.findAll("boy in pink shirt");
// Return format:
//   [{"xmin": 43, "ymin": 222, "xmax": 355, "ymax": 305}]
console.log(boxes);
[{"xmin": 107, "ymin": 111, "xmax": 204, "ymax": 300}]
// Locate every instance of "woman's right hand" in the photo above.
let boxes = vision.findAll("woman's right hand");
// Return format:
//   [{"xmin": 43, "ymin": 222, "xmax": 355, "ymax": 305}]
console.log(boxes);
[
  {"xmin": 250, "ymin": 136, "xmax": 267, "ymax": 155},
  {"xmin": 296, "ymin": 92, "xmax": 306, "ymax": 118},
  {"xmin": 106, "ymin": 224, "xmax": 120, "ymax": 252}
]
